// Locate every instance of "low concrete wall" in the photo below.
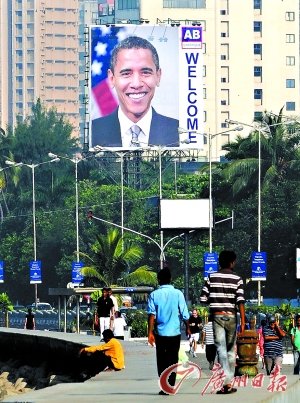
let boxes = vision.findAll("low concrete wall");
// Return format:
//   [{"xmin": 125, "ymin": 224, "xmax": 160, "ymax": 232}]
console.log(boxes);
[{"xmin": 0, "ymin": 328, "xmax": 85, "ymax": 377}]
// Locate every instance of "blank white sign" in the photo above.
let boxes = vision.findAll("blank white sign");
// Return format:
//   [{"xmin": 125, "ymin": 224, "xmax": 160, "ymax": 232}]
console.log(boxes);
[{"xmin": 160, "ymin": 199, "xmax": 211, "ymax": 229}]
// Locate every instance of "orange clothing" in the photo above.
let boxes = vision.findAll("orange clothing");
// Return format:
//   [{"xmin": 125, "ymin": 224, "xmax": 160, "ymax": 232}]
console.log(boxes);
[{"xmin": 83, "ymin": 338, "xmax": 125, "ymax": 370}]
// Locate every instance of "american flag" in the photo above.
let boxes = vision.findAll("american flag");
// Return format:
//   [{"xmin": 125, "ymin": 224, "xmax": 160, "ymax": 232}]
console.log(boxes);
[{"xmin": 90, "ymin": 26, "xmax": 128, "ymax": 120}]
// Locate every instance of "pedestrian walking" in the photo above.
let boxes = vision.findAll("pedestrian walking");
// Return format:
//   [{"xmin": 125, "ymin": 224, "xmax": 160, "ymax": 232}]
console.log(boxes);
[
  {"xmin": 147, "ymin": 267, "xmax": 190, "ymax": 396},
  {"xmin": 200, "ymin": 250, "xmax": 245, "ymax": 395},
  {"xmin": 290, "ymin": 314, "xmax": 300, "ymax": 374},
  {"xmin": 201, "ymin": 317, "xmax": 217, "ymax": 370},
  {"xmin": 257, "ymin": 319, "xmax": 267, "ymax": 369},
  {"xmin": 24, "ymin": 308, "xmax": 35, "ymax": 330},
  {"xmin": 263, "ymin": 315, "xmax": 286, "ymax": 375},
  {"xmin": 188, "ymin": 309, "xmax": 202, "ymax": 357},
  {"xmin": 113, "ymin": 311, "xmax": 127, "ymax": 340},
  {"xmin": 96, "ymin": 287, "xmax": 115, "ymax": 336}
]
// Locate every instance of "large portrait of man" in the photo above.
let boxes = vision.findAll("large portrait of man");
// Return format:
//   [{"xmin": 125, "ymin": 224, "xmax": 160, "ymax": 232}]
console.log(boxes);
[{"xmin": 89, "ymin": 25, "xmax": 180, "ymax": 149}]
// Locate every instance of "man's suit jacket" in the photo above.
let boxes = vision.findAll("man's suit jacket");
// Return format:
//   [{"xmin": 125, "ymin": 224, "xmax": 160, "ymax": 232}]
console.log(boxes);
[{"xmin": 91, "ymin": 108, "xmax": 179, "ymax": 148}]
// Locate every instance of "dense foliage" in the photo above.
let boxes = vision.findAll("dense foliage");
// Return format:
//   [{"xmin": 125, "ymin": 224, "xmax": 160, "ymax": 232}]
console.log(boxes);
[{"xmin": 0, "ymin": 102, "xmax": 300, "ymax": 305}]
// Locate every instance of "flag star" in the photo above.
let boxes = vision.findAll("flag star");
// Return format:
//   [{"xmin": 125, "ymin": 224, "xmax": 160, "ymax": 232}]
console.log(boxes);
[
  {"xmin": 100, "ymin": 26, "xmax": 111, "ymax": 35},
  {"xmin": 117, "ymin": 29, "xmax": 127, "ymax": 42},
  {"xmin": 91, "ymin": 60, "xmax": 103, "ymax": 76},
  {"xmin": 94, "ymin": 41, "xmax": 107, "ymax": 57}
]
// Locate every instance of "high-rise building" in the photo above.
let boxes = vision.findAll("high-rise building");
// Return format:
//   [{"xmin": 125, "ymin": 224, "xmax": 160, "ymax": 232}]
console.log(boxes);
[
  {"xmin": 1, "ymin": 0, "xmax": 299, "ymax": 159},
  {"xmin": 0, "ymin": 0, "xmax": 80, "ymax": 137},
  {"xmin": 139, "ymin": 0, "xmax": 300, "ymax": 159}
]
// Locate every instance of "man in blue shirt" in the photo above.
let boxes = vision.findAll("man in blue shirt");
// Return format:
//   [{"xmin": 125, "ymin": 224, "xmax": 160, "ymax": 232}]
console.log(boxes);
[{"xmin": 147, "ymin": 267, "xmax": 190, "ymax": 395}]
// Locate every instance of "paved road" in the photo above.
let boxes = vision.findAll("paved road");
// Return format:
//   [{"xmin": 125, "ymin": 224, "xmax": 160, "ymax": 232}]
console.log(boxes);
[{"xmin": 2, "ymin": 333, "xmax": 300, "ymax": 403}]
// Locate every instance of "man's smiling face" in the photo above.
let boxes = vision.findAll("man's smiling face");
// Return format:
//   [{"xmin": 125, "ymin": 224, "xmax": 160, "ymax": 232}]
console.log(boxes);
[{"xmin": 108, "ymin": 48, "xmax": 161, "ymax": 123}]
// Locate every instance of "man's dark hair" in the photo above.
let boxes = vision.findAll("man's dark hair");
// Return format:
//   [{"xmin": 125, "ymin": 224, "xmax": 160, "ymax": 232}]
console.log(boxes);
[
  {"xmin": 102, "ymin": 329, "xmax": 114, "ymax": 340},
  {"xmin": 157, "ymin": 267, "xmax": 172, "ymax": 285},
  {"xmin": 218, "ymin": 250, "xmax": 237, "ymax": 269},
  {"xmin": 110, "ymin": 36, "xmax": 160, "ymax": 73}
]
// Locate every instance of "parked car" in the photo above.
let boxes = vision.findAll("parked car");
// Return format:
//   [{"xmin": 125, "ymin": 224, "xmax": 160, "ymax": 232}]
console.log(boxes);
[{"xmin": 27, "ymin": 302, "xmax": 54, "ymax": 311}]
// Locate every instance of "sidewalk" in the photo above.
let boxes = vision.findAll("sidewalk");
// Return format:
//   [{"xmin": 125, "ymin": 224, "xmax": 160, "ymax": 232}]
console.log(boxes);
[{"xmin": 3, "ymin": 334, "xmax": 300, "ymax": 403}]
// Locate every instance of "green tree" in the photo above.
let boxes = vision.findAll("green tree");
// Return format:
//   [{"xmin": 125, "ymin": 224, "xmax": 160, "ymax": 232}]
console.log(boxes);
[
  {"xmin": 0, "ymin": 292, "xmax": 13, "ymax": 327},
  {"xmin": 80, "ymin": 228, "xmax": 157, "ymax": 287},
  {"xmin": 222, "ymin": 109, "xmax": 300, "ymax": 197}
]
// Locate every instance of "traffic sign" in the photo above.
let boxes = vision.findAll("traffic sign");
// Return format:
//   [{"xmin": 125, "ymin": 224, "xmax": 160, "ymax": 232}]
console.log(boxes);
[
  {"xmin": 251, "ymin": 251, "xmax": 267, "ymax": 281},
  {"xmin": 72, "ymin": 261, "xmax": 84, "ymax": 285},
  {"xmin": 0, "ymin": 261, "xmax": 4, "ymax": 283},
  {"xmin": 204, "ymin": 252, "xmax": 218, "ymax": 279},
  {"xmin": 30, "ymin": 260, "xmax": 42, "ymax": 284}
]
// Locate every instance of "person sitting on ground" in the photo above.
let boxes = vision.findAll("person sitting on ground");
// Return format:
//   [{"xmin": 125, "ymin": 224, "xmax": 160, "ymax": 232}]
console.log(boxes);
[{"xmin": 79, "ymin": 329, "xmax": 125, "ymax": 378}]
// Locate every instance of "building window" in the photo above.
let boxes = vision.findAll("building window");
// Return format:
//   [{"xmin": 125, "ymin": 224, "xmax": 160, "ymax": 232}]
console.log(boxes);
[
  {"xmin": 117, "ymin": 0, "xmax": 139, "ymax": 10},
  {"xmin": 286, "ymin": 102, "xmax": 295, "ymax": 111},
  {"xmin": 254, "ymin": 21, "xmax": 262, "ymax": 32},
  {"xmin": 286, "ymin": 79, "xmax": 295, "ymax": 88},
  {"xmin": 254, "ymin": 44, "xmax": 262, "ymax": 55},
  {"xmin": 286, "ymin": 56, "xmax": 295, "ymax": 66},
  {"xmin": 286, "ymin": 12, "xmax": 295, "ymax": 21},
  {"xmin": 286, "ymin": 34, "xmax": 295, "ymax": 43},
  {"xmin": 254, "ymin": 111, "xmax": 263, "ymax": 120},
  {"xmin": 254, "ymin": 66, "xmax": 262, "ymax": 77},
  {"xmin": 163, "ymin": 0, "xmax": 206, "ymax": 8},
  {"xmin": 254, "ymin": 0, "xmax": 261, "ymax": 9},
  {"xmin": 254, "ymin": 89, "xmax": 262, "ymax": 99}
]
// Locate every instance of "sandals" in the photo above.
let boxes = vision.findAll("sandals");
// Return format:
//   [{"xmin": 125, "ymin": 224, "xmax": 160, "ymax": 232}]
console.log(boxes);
[{"xmin": 216, "ymin": 385, "xmax": 237, "ymax": 394}]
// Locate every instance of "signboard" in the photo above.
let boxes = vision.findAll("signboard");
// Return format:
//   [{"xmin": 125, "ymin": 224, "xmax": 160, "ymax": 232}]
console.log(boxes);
[
  {"xmin": 0, "ymin": 261, "xmax": 4, "ymax": 283},
  {"xmin": 160, "ymin": 199, "xmax": 211, "ymax": 229},
  {"xmin": 72, "ymin": 261, "xmax": 84, "ymax": 285},
  {"xmin": 89, "ymin": 24, "xmax": 204, "ymax": 150},
  {"xmin": 251, "ymin": 252, "xmax": 267, "ymax": 281},
  {"xmin": 204, "ymin": 252, "xmax": 218, "ymax": 279},
  {"xmin": 297, "ymin": 248, "xmax": 300, "ymax": 279},
  {"xmin": 30, "ymin": 260, "xmax": 42, "ymax": 284}
]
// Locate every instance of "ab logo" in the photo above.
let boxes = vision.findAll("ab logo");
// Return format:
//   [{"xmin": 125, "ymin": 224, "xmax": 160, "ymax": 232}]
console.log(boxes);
[{"xmin": 182, "ymin": 27, "xmax": 202, "ymax": 42}]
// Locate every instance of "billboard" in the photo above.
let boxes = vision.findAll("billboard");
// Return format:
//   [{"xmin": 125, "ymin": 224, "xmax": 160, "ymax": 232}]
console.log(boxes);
[
  {"xmin": 160, "ymin": 199, "xmax": 211, "ymax": 229},
  {"xmin": 89, "ymin": 24, "xmax": 204, "ymax": 150}
]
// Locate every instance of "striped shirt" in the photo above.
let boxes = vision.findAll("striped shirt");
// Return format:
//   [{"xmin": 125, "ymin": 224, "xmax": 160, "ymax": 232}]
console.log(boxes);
[
  {"xmin": 203, "ymin": 321, "xmax": 214, "ymax": 345},
  {"xmin": 263, "ymin": 326, "xmax": 283, "ymax": 357},
  {"xmin": 200, "ymin": 269, "xmax": 245, "ymax": 313}
]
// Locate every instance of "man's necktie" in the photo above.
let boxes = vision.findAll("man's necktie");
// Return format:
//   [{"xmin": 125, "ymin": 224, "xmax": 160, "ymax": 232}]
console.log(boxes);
[{"xmin": 130, "ymin": 125, "xmax": 141, "ymax": 147}]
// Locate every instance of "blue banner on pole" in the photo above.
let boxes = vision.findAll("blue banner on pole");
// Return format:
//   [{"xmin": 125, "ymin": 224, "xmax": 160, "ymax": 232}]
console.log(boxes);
[
  {"xmin": 251, "ymin": 252, "xmax": 267, "ymax": 281},
  {"xmin": 204, "ymin": 252, "xmax": 218, "ymax": 279},
  {"xmin": 0, "ymin": 261, "xmax": 4, "ymax": 283},
  {"xmin": 72, "ymin": 261, "xmax": 84, "ymax": 285},
  {"xmin": 30, "ymin": 260, "xmax": 42, "ymax": 284}
]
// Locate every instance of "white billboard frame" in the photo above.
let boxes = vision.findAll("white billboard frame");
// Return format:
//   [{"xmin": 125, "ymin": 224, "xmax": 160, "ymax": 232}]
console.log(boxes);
[{"xmin": 160, "ymin": 199, "xmax": 211, "ymax": 230}]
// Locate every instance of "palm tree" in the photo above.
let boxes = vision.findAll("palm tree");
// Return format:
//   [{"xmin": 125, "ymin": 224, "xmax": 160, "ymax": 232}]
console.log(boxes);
[
  {"xmin": 222, "ymin": 109, "xmax": 300, "ymax": 196},
  {"xmin": 80, "ymin": 228, "xmax": 157, "ymax": 287}
]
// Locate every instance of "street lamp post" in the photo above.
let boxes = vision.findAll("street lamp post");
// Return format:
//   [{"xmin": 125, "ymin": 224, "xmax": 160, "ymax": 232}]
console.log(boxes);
[
  {"xmin": 226, "ymin": 118, "xmax": 294, "ymax": 305},
  {"xmin": 6, "ymin": 158, "xmax": 59, "ymax": 306},
  {"xmin": 48, "ymin": 153, "xmax": 85, "ymax": 262},
  {"xmin": 93, "ymin": 148, "xmax": 140, "ymax": 245}
]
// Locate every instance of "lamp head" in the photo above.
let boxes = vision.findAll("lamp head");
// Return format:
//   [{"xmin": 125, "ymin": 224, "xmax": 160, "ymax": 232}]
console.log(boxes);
[{"xmin": 48, "ymin": 152, "xmax": 57, "ymax": 158}]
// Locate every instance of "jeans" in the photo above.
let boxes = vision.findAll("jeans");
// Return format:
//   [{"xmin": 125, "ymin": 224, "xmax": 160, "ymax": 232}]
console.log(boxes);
[
  {"xmin": 213, "ymin": 314, "xmax": 236, "ymax": 385},
  {"xmin": 264, "ymin": 355, "xmax": 283, "ymax": 375},
  {"xmin": 293, "ymin": 350, "xmax": 300, "ymax": 374}
]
